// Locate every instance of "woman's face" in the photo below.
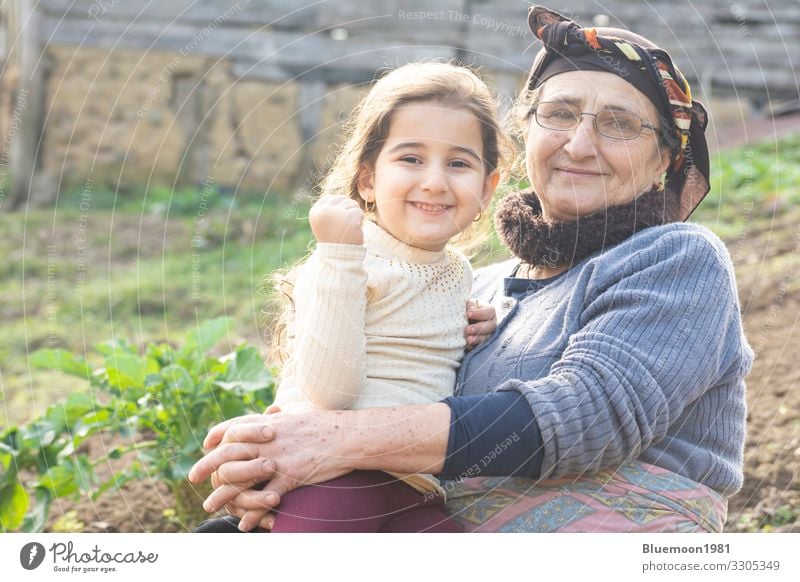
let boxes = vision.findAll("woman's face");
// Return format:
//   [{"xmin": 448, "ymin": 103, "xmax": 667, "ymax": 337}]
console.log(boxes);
[{"xmin": 525, "ymin": 70, "xmax": 671, "ymax": 222}]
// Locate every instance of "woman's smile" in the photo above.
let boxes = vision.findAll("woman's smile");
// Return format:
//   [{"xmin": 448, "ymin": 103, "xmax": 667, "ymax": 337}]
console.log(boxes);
[{"xmin": 554, "ymin": 166, "xmax": 605, "ymax": 178}]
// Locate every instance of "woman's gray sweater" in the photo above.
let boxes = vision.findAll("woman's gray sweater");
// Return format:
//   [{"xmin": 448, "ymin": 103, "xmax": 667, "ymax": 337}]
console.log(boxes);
[{"xmin": 455, "ymin": 223, "xmax": 753, "ymax": 495}]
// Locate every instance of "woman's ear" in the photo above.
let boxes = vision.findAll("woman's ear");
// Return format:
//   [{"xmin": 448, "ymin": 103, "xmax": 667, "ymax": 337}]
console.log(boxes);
[
  {"xmin": 659, "ymin": 149, "xmax": 671, "ymax": 175},
  {"xmin": 653, "ymin": 149, "xmax": 671, "ymax": 190},
  {"xmin": 356, "ymin": 164, "xmax": 374, "ymax": 203}
]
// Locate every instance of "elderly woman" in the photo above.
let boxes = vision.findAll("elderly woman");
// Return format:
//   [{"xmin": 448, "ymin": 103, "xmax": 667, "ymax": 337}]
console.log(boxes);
[{"xmin": 189, "ymin": 6, "xmax": 752, "ymax": 533}]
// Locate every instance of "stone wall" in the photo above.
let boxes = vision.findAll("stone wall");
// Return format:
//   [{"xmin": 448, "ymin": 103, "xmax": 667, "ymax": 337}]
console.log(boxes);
[
  {"xmin": 1, "ymin": 0, "xmax": 798, "ymax": 205},
  {"xmin": 42, "ymin": 46, "xmax": 316, "ymax": 193}
]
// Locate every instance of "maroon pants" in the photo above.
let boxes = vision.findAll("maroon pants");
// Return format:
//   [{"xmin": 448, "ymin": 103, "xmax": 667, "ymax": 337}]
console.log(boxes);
[{"xmin": 270, "ymin": 470, "xmax": 461, "ymax": 532}]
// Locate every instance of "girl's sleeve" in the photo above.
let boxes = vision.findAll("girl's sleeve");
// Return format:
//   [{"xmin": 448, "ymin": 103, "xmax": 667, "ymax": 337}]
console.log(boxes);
[{"xmin": 292, "ymin": 243, "xmax": 368, "ymax": 409}]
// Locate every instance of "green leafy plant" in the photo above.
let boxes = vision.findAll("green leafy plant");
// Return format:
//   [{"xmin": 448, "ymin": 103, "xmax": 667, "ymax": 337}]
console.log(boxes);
[{"xmin": 0, "ymin": 318, "xmax": 274, "ymax": 532}]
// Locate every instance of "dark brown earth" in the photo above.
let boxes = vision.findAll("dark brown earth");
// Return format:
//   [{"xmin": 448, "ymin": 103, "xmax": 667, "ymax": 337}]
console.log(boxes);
[{"xmin": 723, "ymin": 208, "xmax": 800, "ymax": 532}]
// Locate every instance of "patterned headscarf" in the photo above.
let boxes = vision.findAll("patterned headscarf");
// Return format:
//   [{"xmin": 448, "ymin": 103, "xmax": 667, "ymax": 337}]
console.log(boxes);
[{"xmin": 525, "ymin": 6, "xmax": 710, "ymax": 221}]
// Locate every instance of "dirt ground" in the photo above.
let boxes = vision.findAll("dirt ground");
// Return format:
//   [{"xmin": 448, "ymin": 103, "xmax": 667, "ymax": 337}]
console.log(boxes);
[
  {"xmin": 42, "ymin": 209, "xmax": 800, "ymax": 533},
  {"xmin": 723, "ymin": 208, "xmax": 800, "ymax": 532}
]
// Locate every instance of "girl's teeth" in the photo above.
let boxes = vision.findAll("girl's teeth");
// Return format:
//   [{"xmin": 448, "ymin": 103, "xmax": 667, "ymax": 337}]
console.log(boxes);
[{"xmin": 414, "ymin": 202, "xmax": 446, "ymax": 211}]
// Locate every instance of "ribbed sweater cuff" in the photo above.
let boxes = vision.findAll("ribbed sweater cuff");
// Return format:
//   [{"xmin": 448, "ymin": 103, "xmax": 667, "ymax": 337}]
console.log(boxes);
[
  {"xmin": 314, "ymin": 242, "xmax": 367, "ymax": 260},
  {"xmin": 439, "ymin": 391, "xmax": 544, "ymax": 480}
]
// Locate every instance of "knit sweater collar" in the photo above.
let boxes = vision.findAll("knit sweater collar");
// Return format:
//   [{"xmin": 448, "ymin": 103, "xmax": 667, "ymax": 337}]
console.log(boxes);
[{"xmin": 363, "ymin": 220, "xmax": 447, "ymax": 265}]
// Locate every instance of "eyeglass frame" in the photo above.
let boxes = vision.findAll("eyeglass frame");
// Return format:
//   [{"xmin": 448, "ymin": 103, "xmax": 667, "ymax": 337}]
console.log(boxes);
[{"xmin": 529, "ymin": 101, "xmax": 662, "ymax": 141}]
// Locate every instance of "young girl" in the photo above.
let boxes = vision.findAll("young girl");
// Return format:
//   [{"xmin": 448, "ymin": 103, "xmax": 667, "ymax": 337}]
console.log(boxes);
[{"xmin": 247, "ymin": 62, "xmax": 509, "ymax": 532}]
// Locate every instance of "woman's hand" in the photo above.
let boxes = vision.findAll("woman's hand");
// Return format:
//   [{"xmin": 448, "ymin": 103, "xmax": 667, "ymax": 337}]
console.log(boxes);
[
  {"xmin": 207, "ymin": 406, "xmax": 282, "ymax": 531},
  {"xmin": 210, "ymin": 469, "xmax": 276, "ymax": 532},
  {"xmin": 191, "ymin": 402, "xmax": 452, "ymax": 530},
  {"xmin": 203, "ymin": 420, "xmax": 278, "ymax": 532},
  {"xmin": 188, "ymin": 409, "xmax": 353, "ymax": 521},
  {"xmin": 466, "ymin": 299, "xmax": 497, "ymax": 350}
]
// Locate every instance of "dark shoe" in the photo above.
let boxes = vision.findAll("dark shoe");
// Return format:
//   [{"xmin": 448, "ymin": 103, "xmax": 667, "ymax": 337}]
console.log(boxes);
[{"xmin": 193, "ymin": 515, "xmax": 243, "ymax": 533}]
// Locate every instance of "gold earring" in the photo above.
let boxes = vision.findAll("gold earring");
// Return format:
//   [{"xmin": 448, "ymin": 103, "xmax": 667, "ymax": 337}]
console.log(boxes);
[
  {"xmin": 473, "ymin": 208, "xmax": 484, "ymax": 223},
  {"xmin": 365, "ymin": 198, "xmax": 376, "ymax": 213}
]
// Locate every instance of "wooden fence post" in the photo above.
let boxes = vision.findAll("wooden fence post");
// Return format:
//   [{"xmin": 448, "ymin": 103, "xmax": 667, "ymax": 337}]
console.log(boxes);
[{"xmin": 6, "ymin": 0, "xmax": 46, "ymax": 209}]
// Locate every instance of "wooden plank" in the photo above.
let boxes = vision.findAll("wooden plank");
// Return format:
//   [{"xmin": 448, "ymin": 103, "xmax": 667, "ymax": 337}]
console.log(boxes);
[
  {"xmin": 8, "ymin": 0, "xmax": 45, "ymax": 209},
  {"xmin": 39, "ymin": 15, "xmax": 458, "ymax": 68},
  {"xmin": 316, "ymin": 0, "xmax": 464, "ymax": 33},
  {"xmin": 38, "ymin": 0, "xmax": 319, "ymax": 30},
  {"xmin": 31, "ymin": 0, "xmax": 800, "ymax": 97},
  {"xmin": 232, "ymin": 44, "xmax": 459, "ymax": 85}
]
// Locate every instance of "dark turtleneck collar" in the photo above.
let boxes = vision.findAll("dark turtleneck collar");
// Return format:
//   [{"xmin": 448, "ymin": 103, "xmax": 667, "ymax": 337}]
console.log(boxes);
[{"xmin": 494, "ymin": 187, "xmax": 681, "ymax": 270}]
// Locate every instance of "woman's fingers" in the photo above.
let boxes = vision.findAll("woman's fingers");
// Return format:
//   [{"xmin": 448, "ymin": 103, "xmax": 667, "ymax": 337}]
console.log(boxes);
[
  {"xmin": 204, "ymin": 485, "xmax": 279, "ymax": 515},
  {"xmin": 214, "ymin": 458, "xmax": 277, "ymax": 486},
  {"xmin": 238, "ymin": 509, "xmax": 275, "ymax": 532},
  {"xmin": 204, "ymin": 472, "xmax": 286, "ymax": 513},
  {"xmin": 202, "ymin": 413, "xmax": 266, "ymax": 449},
  {"xmin": 226, "ymin": 506, "xmax": 276, "ymax": 532},
  {"xmin": 190, "ymin": 423, "xmax": 276, "ymax": 483},
  {"xmin": 203, "ymin": 484, "xmax": 245, "ymax": 513},
  {"xmin": 212, "ymin": 473, "xmax": 296, "ymax": 516},
  {"xmin": 189, "ymin": 441, "xmax": 264, "ymax": 484},
  {"xmin": 257, "ymin": 513, "xmax": 276, "ymax": 531},
  {"xmin": 237, "ymin": 511, "xmax": 261, "ymax": 532},
  {"xmin": 220, "ymin": 422, "xmax": 276, "ymax": 445},
  {"xmin": 227, "ymin": 488, "xmax": 283, "ymax": 511},
  {"xmin": 202, "ymin": 481, "xmax": 271, "ymax": 514}
]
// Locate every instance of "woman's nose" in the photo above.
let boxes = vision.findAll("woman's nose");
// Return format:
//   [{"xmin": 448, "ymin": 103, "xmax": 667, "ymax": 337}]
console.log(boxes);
[{"xmin": 563, "ymin": 115, "xmax": 600, "ymax": 160}]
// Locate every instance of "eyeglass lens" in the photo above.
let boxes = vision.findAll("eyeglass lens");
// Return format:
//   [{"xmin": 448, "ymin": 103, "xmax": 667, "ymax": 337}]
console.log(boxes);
[{"xmin": 535, "ymin": 102, "xmax": 645, "ymax": 140}]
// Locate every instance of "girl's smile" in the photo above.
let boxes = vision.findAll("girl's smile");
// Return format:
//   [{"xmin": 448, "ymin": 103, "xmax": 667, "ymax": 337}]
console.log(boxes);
[{"xmin": 407, "ymin": 201, "xmax": 453, "ymax": 215}]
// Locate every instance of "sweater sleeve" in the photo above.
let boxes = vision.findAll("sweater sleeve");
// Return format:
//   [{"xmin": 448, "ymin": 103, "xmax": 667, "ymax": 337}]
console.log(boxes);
[
  {"xmin": 497, "ymin": 229, "xmax": 752, "ymax": 479},
  {"xmin": 439, "ymin": 391, "xmax": 544, "ymax": 480},
  {"xmin": 292, "ymin": 243, "xmax": 368, "ymax": 409}
]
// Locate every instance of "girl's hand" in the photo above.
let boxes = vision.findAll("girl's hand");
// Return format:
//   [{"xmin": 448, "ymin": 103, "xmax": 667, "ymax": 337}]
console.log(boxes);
[
  {"xmin": 465, "ymin": 299, "xmax": 496, "ymax": 350},
  {"xmin": 309, "ymin": 195, "xmax": 364, "ymax": 245}
]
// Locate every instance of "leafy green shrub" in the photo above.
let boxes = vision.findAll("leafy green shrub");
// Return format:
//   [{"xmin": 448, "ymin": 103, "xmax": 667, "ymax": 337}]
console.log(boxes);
[
  {"xmin": 694, "ymin": 132, "xmax": 800, "ymax": 231},
  {"xmin": 0, "ymin": 318, "xmax": 274, "ymax": 532}
]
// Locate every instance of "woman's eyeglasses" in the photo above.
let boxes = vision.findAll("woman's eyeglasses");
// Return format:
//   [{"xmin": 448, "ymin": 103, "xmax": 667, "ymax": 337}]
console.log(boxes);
[{"xmin": 531, "ymin": 101, "xmax": 659, "ymax": 141}]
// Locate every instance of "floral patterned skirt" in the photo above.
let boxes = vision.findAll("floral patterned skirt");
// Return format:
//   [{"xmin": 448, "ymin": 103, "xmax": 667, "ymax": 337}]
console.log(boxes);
[{"xmin": 443, "ymin": 461, "xmax": 727, "ymax": 533}]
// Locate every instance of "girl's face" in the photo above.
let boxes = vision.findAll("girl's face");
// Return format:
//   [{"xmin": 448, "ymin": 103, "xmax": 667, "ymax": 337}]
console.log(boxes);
[
  {"xmin": 357, "ymin": 101, "xmax": 499, "ymax": 252},
  {"xmin": 525, "ymin": 71, "xmax": 670, "ymax": 222}
]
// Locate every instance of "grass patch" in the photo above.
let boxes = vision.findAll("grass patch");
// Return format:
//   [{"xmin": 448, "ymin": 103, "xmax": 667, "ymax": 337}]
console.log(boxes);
[
  {"xmin": 1, "ymin": 191, "xmax": 312, "ymax": 427},
  {"xmin": 692, "ymin": 132, "xmax": 800, "ymax": 237}
]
